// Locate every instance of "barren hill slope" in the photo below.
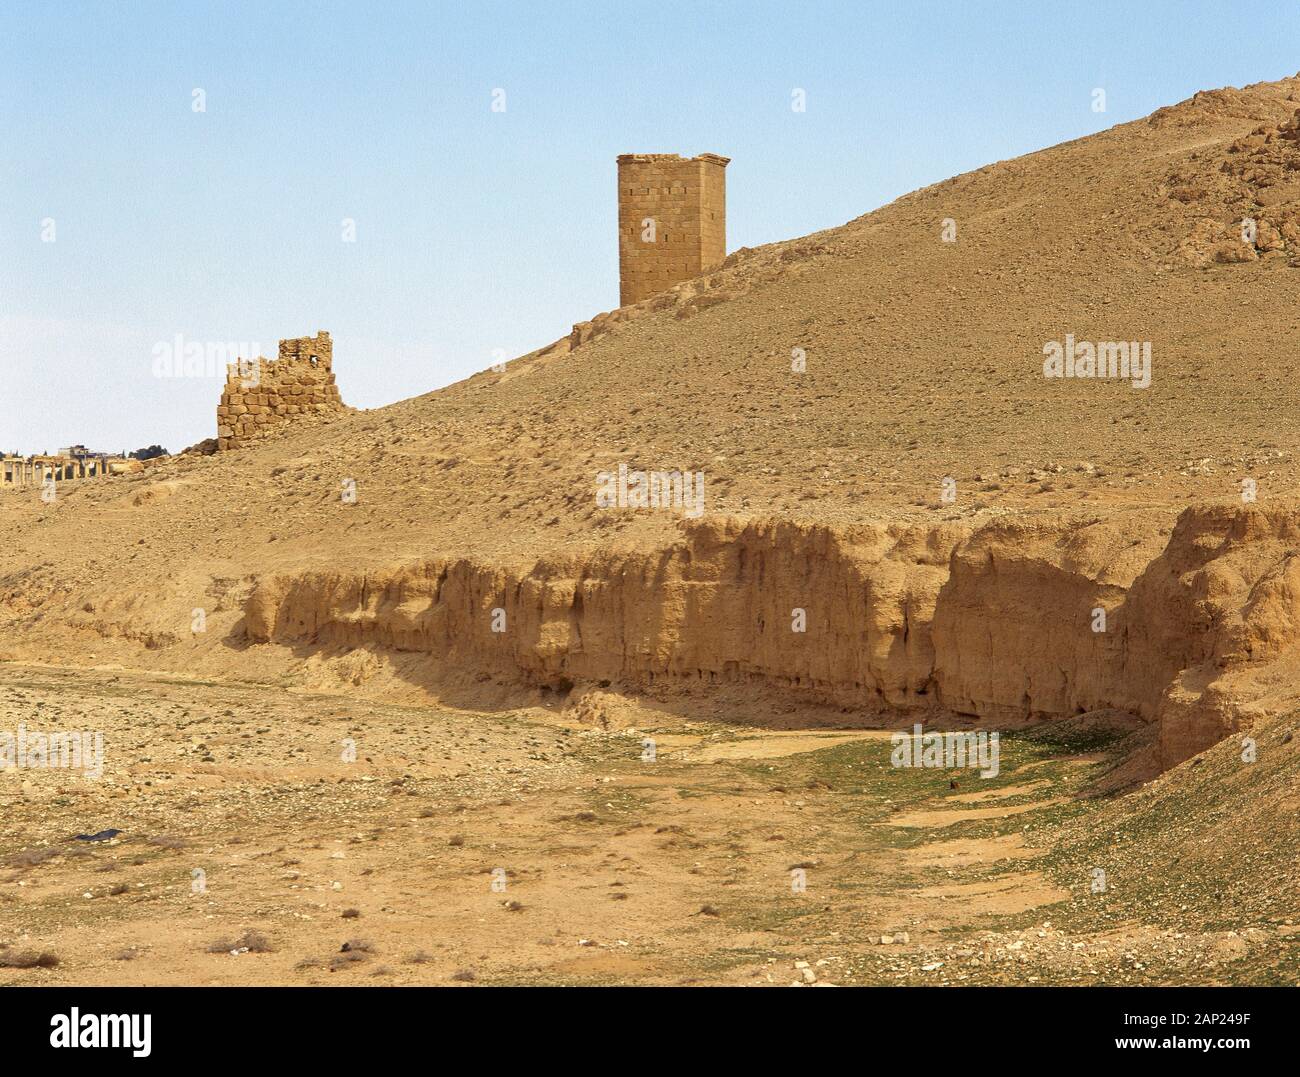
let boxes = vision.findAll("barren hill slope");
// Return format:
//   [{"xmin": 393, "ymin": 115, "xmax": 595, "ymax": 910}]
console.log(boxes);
[{"xmin": 7, "ymin": 75, "xmax": 1300, "ymax": 775}]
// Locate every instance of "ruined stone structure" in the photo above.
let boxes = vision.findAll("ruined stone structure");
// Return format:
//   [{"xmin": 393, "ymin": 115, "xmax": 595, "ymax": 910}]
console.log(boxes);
[
  {"xmin": 617, "ymin": 152, "xmax": 729, "ymax": 307},
  {"xmin": 1, "ymin": 452, "xmax": 128, "ymax": 488},
  {"xmin": 217, "ymin": 331, "xmax": 346, "ymax": 451}
]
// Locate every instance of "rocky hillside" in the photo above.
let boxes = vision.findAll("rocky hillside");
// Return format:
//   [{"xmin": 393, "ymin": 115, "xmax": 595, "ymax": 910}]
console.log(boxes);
[{"xmin": 6, "ymin": 75, "xmax": 1300, "ymax": 776}]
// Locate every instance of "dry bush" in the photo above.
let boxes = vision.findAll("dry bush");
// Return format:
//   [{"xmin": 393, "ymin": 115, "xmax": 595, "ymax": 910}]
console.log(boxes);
[
  {"xmin": 0, "ymin": 951, "xmax": 59, "ymax": 969},
  {"xmin": 206, "ymin": 930, "xmax": 273, "ymax": 954},
  {"xmin": 8, "ymin": 848, "xmax": 58, "ymax": 869},
  {"xmin": 340, "ymin": 939, "xmax": 374, "ymax": 953}
]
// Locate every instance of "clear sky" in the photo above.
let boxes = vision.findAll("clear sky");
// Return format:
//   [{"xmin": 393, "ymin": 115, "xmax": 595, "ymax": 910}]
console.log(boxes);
[{"xmin": 2, "ymin": 0, "xmax": 1298, "ymax": 455}]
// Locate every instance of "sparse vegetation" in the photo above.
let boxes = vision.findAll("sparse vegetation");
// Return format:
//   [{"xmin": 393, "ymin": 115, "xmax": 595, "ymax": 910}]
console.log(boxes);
[
  {"xmin": 206, "ymin": 931, "xmax": 273, "ymax": 955},
  {"xmin": 0, "ymin": 950, "xmax": 59, "ymax": 969},
  {"xmin": 9, "ymin": 848, "xmax": 59, "ymax": 869},
  {"xmin": 0, "ymin": 663, "xmax": 1292, "ymax": 987}
]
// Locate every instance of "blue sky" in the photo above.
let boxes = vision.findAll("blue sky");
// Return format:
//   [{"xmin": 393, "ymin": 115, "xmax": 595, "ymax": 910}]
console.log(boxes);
[{"xmin": 2, "ymin": 0, "xmax": 1299, "ymax": 454}]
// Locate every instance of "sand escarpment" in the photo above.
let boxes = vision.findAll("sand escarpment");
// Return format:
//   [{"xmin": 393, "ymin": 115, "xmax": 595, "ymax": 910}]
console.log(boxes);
[{"xmin": 243, "ymin": 503, "xmax": 1300, "ymax": 771}]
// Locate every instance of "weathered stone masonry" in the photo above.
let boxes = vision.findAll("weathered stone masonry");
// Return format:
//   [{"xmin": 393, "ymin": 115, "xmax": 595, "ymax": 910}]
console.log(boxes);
[
  {"xmin": 217, "ymin": 331, "xmax": 347, "ymax": 451},
  {"xmin": 617, "ymin": 153, "xmax": 729, "ymax": 306}
]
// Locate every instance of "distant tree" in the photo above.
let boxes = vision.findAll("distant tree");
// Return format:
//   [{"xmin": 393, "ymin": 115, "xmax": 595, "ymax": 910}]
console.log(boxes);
[{"xmin": 129, "ymin": 445, "xmax": 169, "ymax": 461}]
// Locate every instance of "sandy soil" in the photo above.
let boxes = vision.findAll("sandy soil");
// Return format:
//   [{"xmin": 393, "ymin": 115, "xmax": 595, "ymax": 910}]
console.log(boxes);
[{"xmin": 1, "ymin": 664, "xmax": 1292, "ymax": 986}]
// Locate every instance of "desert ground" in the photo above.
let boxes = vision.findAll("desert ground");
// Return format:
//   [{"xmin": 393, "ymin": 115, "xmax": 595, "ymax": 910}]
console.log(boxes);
[
  {"xmin": 1, "ymin": 664, "xmax": 1295, "ymax": 985},
  {"xmin": 5, "ymin": 75, "xmax": 1300, "ymax": 986}
]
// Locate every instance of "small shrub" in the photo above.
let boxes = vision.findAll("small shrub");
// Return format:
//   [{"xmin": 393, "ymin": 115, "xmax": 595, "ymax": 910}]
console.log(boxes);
[
  {"xmin": 9, "ymin": 848, "xmax": 58, "ymax": 869},
  {"xmin": 340, "ymin": 939, "xmax": 374, "ymax": 953},
  {"xmin": 0, "ymin": 951, "xmax": 59, "ymax": 969},
  {"xmin": 206, "ymin": 930, "xmax": 273, "ymax": 954}
]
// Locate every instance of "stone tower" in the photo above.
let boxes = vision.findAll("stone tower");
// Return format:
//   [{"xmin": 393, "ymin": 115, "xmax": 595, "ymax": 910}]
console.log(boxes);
[
  {"xmin": 217, "ymin": 331, "xmax": 346, "ymax": 451},
  {"xmin": 617, "ymin": 153, "xmax": 729, "ymax": 307}
]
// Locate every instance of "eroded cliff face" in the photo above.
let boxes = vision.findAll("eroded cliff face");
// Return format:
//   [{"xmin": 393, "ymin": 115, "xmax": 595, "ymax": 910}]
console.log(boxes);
[
  {"xmin": 246, "ymin": 519, "xmax": 961, "ymax": 707},
  {"xmin": 242, "ymin": 504, "xmax": 1300, "ymax": 771}
]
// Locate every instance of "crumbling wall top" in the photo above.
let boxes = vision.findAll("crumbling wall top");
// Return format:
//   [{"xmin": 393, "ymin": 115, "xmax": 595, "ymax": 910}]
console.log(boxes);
[
  {"xmin": 277, "ymin": 331, "xmax": 333, "ymax": 371},
  {"xmin": 217, "ymin": 330, "xmax": 345, "ymax": 451},
  {"xmin": 617, "ymin": 153, "xmax": 731, "ymax": 167}
]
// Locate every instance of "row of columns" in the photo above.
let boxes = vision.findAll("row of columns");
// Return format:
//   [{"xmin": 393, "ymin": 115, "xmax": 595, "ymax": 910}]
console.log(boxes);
[{"xmin": 1, "ymin": 457, "xmax": 109, "ymax": 487}]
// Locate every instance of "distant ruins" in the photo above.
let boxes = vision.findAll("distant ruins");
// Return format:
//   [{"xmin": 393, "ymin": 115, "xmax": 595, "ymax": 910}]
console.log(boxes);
[
  {"xmin": 617, "ymin": 152, "xmax": 729, "ymax": 306},
  {"xmin": 217, "ymin": 331, "xmax": 347, "ymax": 451},
  {"xmin": 1, "ymin": 448, "xmax": 131, "ymax": 488}
]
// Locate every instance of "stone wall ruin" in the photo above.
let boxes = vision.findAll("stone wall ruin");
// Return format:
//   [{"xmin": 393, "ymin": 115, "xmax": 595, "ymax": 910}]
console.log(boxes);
[{"xmin": 217, "ymin": 331, "xmax": 347, "ymax": 451}]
